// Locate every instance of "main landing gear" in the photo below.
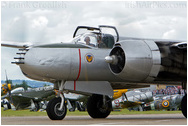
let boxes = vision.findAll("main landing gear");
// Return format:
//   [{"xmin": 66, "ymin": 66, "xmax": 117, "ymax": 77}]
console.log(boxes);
[
  {"xmin": 46, "ymin": 81, "xmax": 112, "ymax": 120},
  {"xmin": 46, "ymin": 81, "xmax": 67, "ymax": 120},
  {"xmin": 87, "ymin": 94, "xmax": 112, "ymax": 118},
  {"xmin": 181, "ymin": 94, "xmax": 187, "ymax": 118},
  {"xmin": 181, "ymin": 82, "xmax": 187, "ymax": 118}
]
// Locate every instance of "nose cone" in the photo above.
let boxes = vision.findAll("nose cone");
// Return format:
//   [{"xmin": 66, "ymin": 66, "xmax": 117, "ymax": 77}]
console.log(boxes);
[
  {"xmin": 105, "ymin": 56, "xmax": 113, "ymax": 63},
  {"xmin": 105, "ymin": 55, "xmax": 118, "ymax": 65}
]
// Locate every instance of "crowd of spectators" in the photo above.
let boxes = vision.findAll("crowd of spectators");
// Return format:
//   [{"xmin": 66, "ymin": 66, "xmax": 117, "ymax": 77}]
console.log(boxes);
[{"xmin": 152, "ymin": 86, "xmax": 185, "ymax": 96}]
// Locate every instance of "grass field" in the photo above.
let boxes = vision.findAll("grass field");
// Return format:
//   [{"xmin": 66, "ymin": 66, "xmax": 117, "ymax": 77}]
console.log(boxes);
[{"xmin": 1, "ymin": 107, "xmax": 182, "ymax": 117}]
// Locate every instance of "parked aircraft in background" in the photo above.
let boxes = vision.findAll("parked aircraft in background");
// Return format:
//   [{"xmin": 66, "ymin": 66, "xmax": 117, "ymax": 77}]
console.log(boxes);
[
  {"xmin": 112, "ymin": 89, "xmax": 128, "ymax": 99},
  {"xmin": 112, "ymin": 90, "xmax": 153, "ymax": 111},
  {"xmin": 149, "ymin": 94, "xmax": 183, "ymax": 111},
  {"xmin": 2, "ymin": 25, "xmax": 187, "ymax": 119},
  {"xmin": 1, "ymin": 72, "xmax": 16, "ymax": 110},
  {"xmin": 1, "ymin": 84, "xmax": 86, "ymax": 112},
  {"xmin": 1, "ymin": 72, "xmax": 13, "ymax": 100},
  {"xmin": 1, "ymin": 85, "xmax": 54, "ymax": 111},
  {"xmin": 1, "ymin": 87, "xmax": 128, "ymax": 112}
]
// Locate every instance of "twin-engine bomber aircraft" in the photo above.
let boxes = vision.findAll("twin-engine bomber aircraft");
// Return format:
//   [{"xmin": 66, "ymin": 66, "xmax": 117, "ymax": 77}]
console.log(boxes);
[{"xmin": 2, "ymin": 25, "xmax": 187, "ymax": 120}]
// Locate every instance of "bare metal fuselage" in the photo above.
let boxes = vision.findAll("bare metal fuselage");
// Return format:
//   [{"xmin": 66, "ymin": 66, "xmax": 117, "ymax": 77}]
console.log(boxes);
[
  {"xmin": 18, "ymin": 39, "xmax": 186, "ymax": 89},
  {"xmin": 20, "ymin": 47, "xmax": 118, "ymax": 81}
]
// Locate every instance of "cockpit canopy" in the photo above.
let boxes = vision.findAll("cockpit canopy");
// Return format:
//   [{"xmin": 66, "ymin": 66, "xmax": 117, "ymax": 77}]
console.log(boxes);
[
  {"xmin": 72, "ymin": 33, "xmax": 98, "ymax": 47},
  {"xmin": 72, "ymin": 25, "xmax": 119, "ymax": 48},
  {"xmin": 72, "ymin": 33, "xmax": 115, "ymax": 48}
]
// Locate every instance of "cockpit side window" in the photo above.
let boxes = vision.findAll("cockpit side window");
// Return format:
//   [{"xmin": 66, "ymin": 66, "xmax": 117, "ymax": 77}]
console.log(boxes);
[
  {"xmin": 101, "ymin": 34, "xmax": 115, "ymax": 48},
  {"xmin": 84, "ymin": 36, "xmax": 96, "ymax": 47}
]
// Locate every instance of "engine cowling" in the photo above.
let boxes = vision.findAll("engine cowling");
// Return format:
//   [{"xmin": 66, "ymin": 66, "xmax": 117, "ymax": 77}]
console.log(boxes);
[{"xmin": 105, "ymin": 40, "xmax": 161, "ymax": 82}]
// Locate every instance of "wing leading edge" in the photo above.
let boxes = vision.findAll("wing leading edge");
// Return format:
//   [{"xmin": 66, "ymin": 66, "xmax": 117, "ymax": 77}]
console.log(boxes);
[{"xmin": 1, "ymin": 41, "xmax": 32, "ymax": 48}]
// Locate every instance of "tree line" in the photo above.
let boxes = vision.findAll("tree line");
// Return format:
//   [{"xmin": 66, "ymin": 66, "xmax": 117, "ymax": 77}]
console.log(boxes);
[{"xmin": 4, "ymin": 80, "xmax": 50, "ymax": 90}]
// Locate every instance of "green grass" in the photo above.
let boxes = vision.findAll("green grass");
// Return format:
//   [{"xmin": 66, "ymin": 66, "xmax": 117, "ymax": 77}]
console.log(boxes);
[
  {"xmin": 1, "ymin": 108, "xmax": 47, "ymax": 117},
  {"xmin": 110, "ymin": 109, "xmax": 182, "ymax": 115},
  {"xmin": 1, "ymin": 107, "xmax": 182, "ymax": 117}
]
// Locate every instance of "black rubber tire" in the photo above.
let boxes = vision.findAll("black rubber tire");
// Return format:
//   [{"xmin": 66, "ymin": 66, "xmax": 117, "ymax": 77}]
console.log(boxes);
[
  {"xmin": 46, "ymin": 97, "xmax": 67, "ymax": 120},
  {"xmin": 181, "ymin": 94, "xmax": 187, "ymax": 118},
  {"xmin": 87, "ymin": 94, "xmax": 112, "ymax": 118}
]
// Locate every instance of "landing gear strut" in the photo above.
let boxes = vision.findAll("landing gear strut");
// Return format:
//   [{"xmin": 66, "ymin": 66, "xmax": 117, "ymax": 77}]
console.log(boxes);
[
  {"xmin": 87, "ymin": 94, "xmax": 112, "ymax": 118},
  {"xmin": 46, "ymin": 81, "xmax": 67, "ymax": 120}
]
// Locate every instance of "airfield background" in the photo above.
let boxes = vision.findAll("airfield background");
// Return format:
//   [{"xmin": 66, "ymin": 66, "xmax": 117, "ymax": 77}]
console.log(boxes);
[{"xmin": 1, "ymin": 80, "xmax": 185, "ymax": 111}]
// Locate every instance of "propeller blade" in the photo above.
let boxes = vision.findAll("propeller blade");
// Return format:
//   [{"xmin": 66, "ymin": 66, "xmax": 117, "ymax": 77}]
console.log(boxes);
[
  {"xmin": 4, "ymin": 70, "xmax": 13, "ymax": 103},
  {"xmin": 5, "ymin": 70, "xmax": 9, "ymax": 84}
]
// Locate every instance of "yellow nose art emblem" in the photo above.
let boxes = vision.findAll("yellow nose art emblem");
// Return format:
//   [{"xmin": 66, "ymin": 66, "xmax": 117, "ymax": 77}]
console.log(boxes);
[{"xmin": 85, "ymin": 53, "xmax": 94, "ymax": 63}]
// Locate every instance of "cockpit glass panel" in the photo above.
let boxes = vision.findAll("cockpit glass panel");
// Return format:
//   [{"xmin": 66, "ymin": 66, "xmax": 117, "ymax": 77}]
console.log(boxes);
[
  {"xmin": 72, "ymin": 33, "xmax": 115, "ymax": 48},
  {"xmin": 72, "ymin": 33, "xmax": 98, "ymax": 47},
  {"xmin": 101, "ymin": 34, "xmax": 115, "ymax": 48},
  {"xmin": 100, "ymin": 27, "xmax": 117, "ymax": 42},
  {"xmin": 75, "ymin": 28, "xmax": 100, "ymax": 37}
]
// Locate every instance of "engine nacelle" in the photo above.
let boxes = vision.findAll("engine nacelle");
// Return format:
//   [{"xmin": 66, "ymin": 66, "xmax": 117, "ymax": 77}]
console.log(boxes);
[{"xmin": 106, "ymin": 40, "xmax": 161, "ymax": 82}]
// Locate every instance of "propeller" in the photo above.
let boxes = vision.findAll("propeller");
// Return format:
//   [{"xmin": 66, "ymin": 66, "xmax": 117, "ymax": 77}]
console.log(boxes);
[
  {"xmin": 1, "ymin": 70, "xmax": 13, "ymax": 103},
  {"xmin": 122, "ymin": 92, "xmax": 128, "ymax": 102},
  {"xmin": 106, "ymin": 46, "xmax": 126, "ymax": 74}
]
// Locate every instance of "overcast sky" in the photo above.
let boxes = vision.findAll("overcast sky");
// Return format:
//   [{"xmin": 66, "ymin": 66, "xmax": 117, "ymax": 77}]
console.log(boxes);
[{"xmin": 1, "ymin": 1, "xmax": 187, "ymax": 80}]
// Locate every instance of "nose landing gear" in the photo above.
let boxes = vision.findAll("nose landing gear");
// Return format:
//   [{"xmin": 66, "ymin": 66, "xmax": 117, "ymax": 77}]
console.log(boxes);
[
  {"xmin": 46, "ymin": 97, "xmax": 67, "ymax": 120},
  {"xmin": 46, "ymin": 81, "xmax": 67, "ymax": 120}
]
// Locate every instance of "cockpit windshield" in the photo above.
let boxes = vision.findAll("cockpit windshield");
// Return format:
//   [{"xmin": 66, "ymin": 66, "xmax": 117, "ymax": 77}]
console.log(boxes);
[
  {"xmin": 71, "ymin": 25, "xmax": 118, "ymax": 48},
  {"xmin": 72, "ymin": 33, "xmax": 115, "ymax": 48},
  {"xmin": 72, "ymin": 33, "xmax": 98, "ymax": 47}
]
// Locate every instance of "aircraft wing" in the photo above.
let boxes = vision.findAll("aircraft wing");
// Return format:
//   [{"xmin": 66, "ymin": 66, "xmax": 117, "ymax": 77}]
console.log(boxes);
[
  {"xmin": 64, "ymin": 93, "xmax": 87, "ymax": 101},
  {"xmin": 111, "ymin": 82, "xmax": 150, "ymax": 89},
  {"xmin": 22, "ymin": 90, "xmax": 55, "ymax": 101},
  {"xmin": 1, "ymin": 41, "xmax": 32, "ymax": 48},
  {"xmin": 5, "ymin": 90, "xmax": 54, "ymax": 102},
  {"xmin": 1, "ymin": 95, "xmax": 8, "ymax": 100},
  {"xmin": 12, "ymin": 95, "xmax": 33, "ymax": 101},
  {"xmin": 1, "ymin": 41, "xmax": 93, "ymax": 49},
  {"xmin": 170, "ymin": 42, "xmax": 187, "ymax": 49},
  {"xmin": 4, "ymin": 94, "xmax": 40, "ymax": 102},
  {"xmin": 120, "ymin": 100, "xmax": 145, "ymax": 108}
]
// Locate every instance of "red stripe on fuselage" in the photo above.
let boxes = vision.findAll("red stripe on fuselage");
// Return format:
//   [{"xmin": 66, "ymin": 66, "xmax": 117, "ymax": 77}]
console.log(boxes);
[{"xmin": 74, "ymin": 49, "xmax": 81, "ymax": 90}]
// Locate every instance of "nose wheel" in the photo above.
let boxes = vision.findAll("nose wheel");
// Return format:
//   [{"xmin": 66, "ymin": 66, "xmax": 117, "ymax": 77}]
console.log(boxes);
[
  {"xmin": 46, "ymin": 81, "xmax": 67, "ymax": 120},
  {"xmin": 46, "ymin": 97, "xmax": 67, "ymax": 120}
]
